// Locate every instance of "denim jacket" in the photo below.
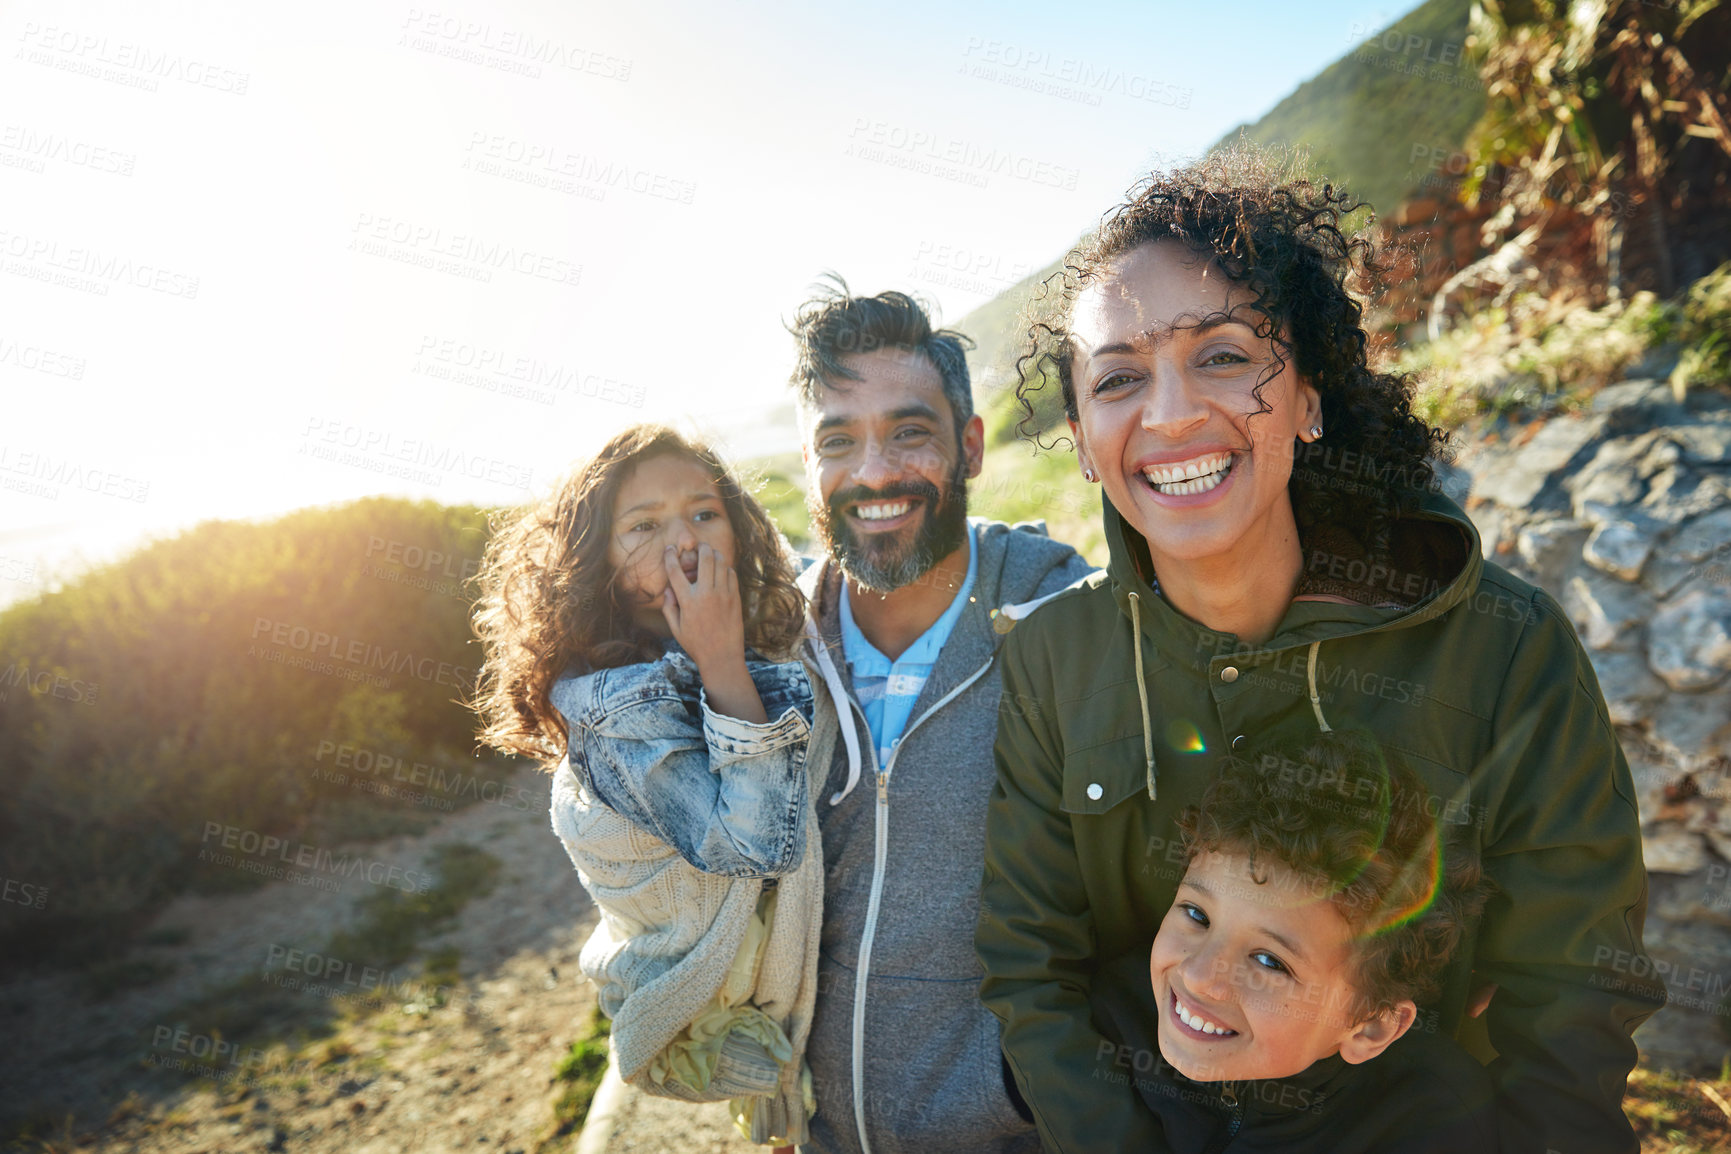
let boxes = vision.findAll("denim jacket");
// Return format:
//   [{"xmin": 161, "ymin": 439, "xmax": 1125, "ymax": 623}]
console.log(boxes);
[
  {"xmin": 552, "ymin": 645, "xmax": 816, "ymax": 879},
  {"xmin": 549, "ymin": 644, "xmax": 825, "ymax": 1140}
]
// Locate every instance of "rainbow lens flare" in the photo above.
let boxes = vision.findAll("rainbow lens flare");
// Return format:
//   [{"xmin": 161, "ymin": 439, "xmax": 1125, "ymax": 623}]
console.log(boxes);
[{"xmin": 1165, "ymin": 719, "xmax": 1206, "ymax": 753}]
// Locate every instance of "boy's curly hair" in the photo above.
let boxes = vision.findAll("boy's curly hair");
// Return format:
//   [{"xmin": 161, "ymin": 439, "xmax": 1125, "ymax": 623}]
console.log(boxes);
[
  {"xmin": 1177, "ymin": 729, "xmax": 1490, "ymax": 1019},
  {"xmin": 1017, "ymin": 149, "xmax": 1449, "ymax": 541},
  {"xmin": 471, "ymin": 425, "xmax": 806, "ymax": 765}
]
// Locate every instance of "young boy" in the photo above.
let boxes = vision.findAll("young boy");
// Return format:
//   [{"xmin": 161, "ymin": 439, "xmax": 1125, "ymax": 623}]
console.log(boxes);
[{"xmin": 1090, "ymin": 730, "xmax": 1498, "ymax": 1153}]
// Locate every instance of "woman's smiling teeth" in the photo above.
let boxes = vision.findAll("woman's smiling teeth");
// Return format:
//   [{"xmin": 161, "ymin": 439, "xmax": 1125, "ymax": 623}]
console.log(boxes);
[
  {"xmin": 1143, "ymin": 452, "xmax": 1235, "ymax": 496},
  {"xmin": 1174, "ymin": 993, "xmax": 1238, "ymax": 1037},
  {"xmin": 855, "ymin": 500, "xmax": 913, "ymax": 521}
]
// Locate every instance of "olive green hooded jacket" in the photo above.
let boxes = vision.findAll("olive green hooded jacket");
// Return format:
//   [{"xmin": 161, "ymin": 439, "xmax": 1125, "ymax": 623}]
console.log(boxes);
[{"xmin": 977, "ymin": 490, "xmax": 1661, "ymax": 1154}]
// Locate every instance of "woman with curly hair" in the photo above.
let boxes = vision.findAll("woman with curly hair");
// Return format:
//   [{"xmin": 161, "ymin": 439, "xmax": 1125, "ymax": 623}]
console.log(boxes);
[
  {"xmin": 975, "ymin": 154, "xmax": 1660, "ymax": 1154},
  {"xmin": 473, "ymin": 424, "xmax": 820, "ymax": 1145}
]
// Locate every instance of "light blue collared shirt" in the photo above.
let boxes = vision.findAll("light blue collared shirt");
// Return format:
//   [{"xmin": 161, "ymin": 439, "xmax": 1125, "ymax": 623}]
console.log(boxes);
[{"xmin": 838, "ymin": 526, "xmax": 978, "ymax": 769}]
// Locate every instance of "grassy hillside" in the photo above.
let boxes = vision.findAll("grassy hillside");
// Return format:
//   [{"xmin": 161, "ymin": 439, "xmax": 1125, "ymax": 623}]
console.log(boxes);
[
  {"xmin": 0, "ymin": 498, "xmax": 512, "ymax": 969},
  {"xmin": 948, "ymin": 0, "xmax": 1489, "ymax": 451},
  {"xmin": 1218, "ymin": 0, "xmax": 1487, "ymax": 217},
  {"xmin": 930, "ymin": 0, "xmax": 1490, "ymax": 560},
  {"xmin": 956, "ymin": 259, "xmax": 1067, "ymax": 419},
  {"xmin": 945, "ymin": 249, "xmax": 1095, "ymax": 559}
]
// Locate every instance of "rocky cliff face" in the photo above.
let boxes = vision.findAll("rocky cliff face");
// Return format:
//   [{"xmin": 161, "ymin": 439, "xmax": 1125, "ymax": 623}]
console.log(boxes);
[
  {"xmin": 1450, "ymin": 380, "xmax": 1731, "ymax": 874},
  {"xmin": 1446, "ymin": 378, "xmax": 1731, "ymax": 1067}
]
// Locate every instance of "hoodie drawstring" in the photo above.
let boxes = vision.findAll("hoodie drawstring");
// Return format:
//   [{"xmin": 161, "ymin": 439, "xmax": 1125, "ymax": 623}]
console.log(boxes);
[
  {"xmin": 1306, "ymin": 640, "xmax": 1334, "ymax": 733},
  {"xmin": 1124, "ymin": 596, "xmax": 1332, "ymax": 793},
  {"xmin": 1128, "ymin": 592, "xmax": 1157, "ymax": 801},
  {"xmin": 805, "ymin": 618, "xmax": 864, "ymax": 805}
]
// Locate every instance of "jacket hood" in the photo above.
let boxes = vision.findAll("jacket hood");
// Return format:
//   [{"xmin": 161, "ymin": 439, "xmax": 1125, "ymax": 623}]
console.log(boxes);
[
  {"xmin": 1098, "ymin": 485, "xmax": 1483, "ymax": 792},
  {"xmin": 798, "ymin": 517, "xmax": 1092, "ymax": 807},
  {"xmin": 1099, "ymin": 485, "xmax": 1485, "ymax": 652}
]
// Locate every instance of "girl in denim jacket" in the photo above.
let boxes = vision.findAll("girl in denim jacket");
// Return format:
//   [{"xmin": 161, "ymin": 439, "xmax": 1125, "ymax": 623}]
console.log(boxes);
[{"xmin": 473, "ymin": 425, "xmax": 822, "ymax": 1145}]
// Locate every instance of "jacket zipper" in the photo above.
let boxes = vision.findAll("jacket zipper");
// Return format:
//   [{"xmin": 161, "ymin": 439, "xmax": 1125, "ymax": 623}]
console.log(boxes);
[
  {"xmin": 847, "ymin": 693, "xmax": 883, "ymax": 1154},
  {"xmin": 848, "ymin": 657, "xmax": 998, "ymax": 1154},
  {"xmin": 1202, "ymin": 1087, "xmax": 1243, "ymax": 1154}
]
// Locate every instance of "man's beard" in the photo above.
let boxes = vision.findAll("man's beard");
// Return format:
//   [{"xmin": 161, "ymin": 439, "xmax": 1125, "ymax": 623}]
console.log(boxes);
[{"xmin": 810, "ymin": 458, "xmax": 970, "ymax": 593}]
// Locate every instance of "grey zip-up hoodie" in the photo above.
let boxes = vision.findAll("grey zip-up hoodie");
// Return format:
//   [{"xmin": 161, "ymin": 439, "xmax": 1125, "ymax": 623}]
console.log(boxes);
[{"xmin": 797, "ymin": 518, "xmax": 1095, "ymax": 1154}]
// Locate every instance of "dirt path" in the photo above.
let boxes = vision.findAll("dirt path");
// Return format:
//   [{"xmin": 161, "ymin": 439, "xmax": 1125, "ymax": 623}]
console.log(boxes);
[
  {"xmin": 4, "ymin": 759, "xmax": 1715, "ymax": 1153},
  {"xmin": 0, "ymin": 771, "xmax": 751, "ymax": 1154}
]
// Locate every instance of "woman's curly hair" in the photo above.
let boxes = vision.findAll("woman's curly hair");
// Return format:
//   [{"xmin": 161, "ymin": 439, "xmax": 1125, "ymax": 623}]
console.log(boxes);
[
  {"xmin": 1177, "ymin": 729, "xmax": 1491, "ymax": 1020},
  {"xmin": 471, "ymin": 425, "xmax": 806, "ymax": 766},
  {"xmin": 1017, "ymin": 149, "xmax": 1448, "ymax": 541}
]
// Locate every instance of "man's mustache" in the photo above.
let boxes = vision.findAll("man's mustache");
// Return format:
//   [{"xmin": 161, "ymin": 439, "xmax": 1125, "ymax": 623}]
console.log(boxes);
[{"xmin": 828, "ymin": 479, "xmax": 943, "ymax": 515}]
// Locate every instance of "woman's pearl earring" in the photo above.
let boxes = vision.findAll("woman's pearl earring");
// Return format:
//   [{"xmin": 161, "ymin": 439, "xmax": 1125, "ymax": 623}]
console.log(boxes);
[{"xmin": 1083, "ymin": 467, "xmax": 1097, "ymax": 483}]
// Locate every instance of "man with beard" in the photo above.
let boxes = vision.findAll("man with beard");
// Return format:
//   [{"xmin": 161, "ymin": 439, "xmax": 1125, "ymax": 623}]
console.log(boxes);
[{"xmin": 785, "ymin": 282, "xmax": 1094, "ymax": 1154}]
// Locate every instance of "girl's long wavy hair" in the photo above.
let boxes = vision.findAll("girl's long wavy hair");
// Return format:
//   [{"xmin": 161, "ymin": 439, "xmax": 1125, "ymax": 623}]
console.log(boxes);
[
  {"xmin": 1017, "ymin": 149, "xmax": 1448, "ymax": 542},
  {"xmin": 471, "ymin": 425, "xmax": 806, "ymax": 765}
]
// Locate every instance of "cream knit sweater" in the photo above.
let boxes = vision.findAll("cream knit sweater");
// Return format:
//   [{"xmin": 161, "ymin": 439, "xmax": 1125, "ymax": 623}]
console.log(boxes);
[{"xmin": 549, "ymin": 671, "xmax": 830, "ymax": 1144}]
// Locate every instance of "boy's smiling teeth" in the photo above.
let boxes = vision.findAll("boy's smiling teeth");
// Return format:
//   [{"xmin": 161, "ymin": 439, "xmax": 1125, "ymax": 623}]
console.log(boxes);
[
  {"xmin": 1143, "ymin": 452, "xmax": 1234, "ymax": 496},
  {"xmin": 1174, "ymin": 993, "xmax": 1238, "ymax": 1036},
  {"xmin": 855, "ymin": 500, "xmax": 913, "ymax": 521}
]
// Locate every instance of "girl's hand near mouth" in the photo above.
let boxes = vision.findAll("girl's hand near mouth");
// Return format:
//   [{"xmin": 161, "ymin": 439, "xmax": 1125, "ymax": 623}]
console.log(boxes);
[{"xmin": 661, "ymin": 543, "xmax": 767, "ymax": 723}]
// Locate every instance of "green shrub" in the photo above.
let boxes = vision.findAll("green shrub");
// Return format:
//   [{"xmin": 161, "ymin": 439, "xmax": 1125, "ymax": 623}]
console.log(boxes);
[
  {"xmin": 1671, "ymin": 263, "xmax": 1731, "ymax": 397},
  {"xmin": 0, "ymin": 498, "xmax": 497, "ymax": 965},
  {"xmin": 544, "ymin": 1006, "xmax": 613, "ymax": 1149},
  {"xmin": 745, "ymin": 455, "xmax": 811, "ymax": 551},
  {"xmin": 1400, "ymin": 289, "xmax": 1674, "ymax": 425}
]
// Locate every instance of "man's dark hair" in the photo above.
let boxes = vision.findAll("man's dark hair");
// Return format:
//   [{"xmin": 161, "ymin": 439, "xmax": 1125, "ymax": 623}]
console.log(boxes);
[
  {"xmin": 788, "ymin": 275, "xmax": 976, "ymax": 434},
  {"xmin": 1177, "ymin": 729, "xmax": 1491, "ymax": 1019}
]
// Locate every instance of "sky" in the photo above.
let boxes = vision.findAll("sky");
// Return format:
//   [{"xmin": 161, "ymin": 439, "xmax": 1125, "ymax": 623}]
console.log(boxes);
[{"xmin": 0, "ymin": 0, "xmax": 1400, "ymax": 603}]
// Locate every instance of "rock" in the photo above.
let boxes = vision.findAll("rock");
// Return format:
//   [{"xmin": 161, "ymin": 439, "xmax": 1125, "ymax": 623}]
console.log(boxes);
[
  {"xmin": 1594, "ymin": 378, "xmax": 1676, "ymax": 414},
  {"xmin": 1468, "ymin": 503, "xmax": 1513, "ymax": 560},
  {"xmin": 1625, "ymin": 741, "xmax": 1683, "ymax": 820},
  {"xmin": 1572, "ymin": 463, "xmax": 1647, "ymax": 512},
  {"xmin": 1430, "ymin": 458, "xmax": 1472, "ymax": 506},
  {"xmin": 1675, "ymin": 415, "xmax": 1731, "ymax": 466},
  {"xmin": 1647, "ymin": 683, "xmax": 1731, "ymax": 773},
  {"xmin": 1641, "ymin": 467, "xmax": 1731, "ymax": 524},
  {"xmin": 1641, "ymin": 437, "xmax": 1685, "ymax": 478},
  {"xmin": 1648, "ymin": 587, "xmax": 1731, "ymax": 690},
  {"xmin": 1589, "ymin": 649, "xmax": 1668, "ymax": 724},
  {"xmin": 1583, "ymin": 519, "xmax": 1653, "ymax": 581},
  {"xmin": 1646, "ymin": 509, "xmax": 1731, "ymax": 598},
  {"xmin": 1449, "ymin": 382, "xmax": 1731, "ymax": 785},
  {"xmin": 1469, "ymin": 413, "xmax": 1609, "ymax": 509},
  {"xmin": 1570, "ymin": 437, "xmax": 1691, "ymax": 523},
  {"xmin": 1575, "ymin": 499, "xmax": 1625, "ymax": 530},
  {"xmin": 1563, "ymin": 569, "xmax": 1655, "ymax": 649},
  {"xmin": 1516, "ymin": 517, "xmax": 1589, "ymax": 589},
  {"xmin": 1644, "ymin": 825, "xmax": 1709, "ymax": 874},
  {"xmin": 1569, "ymin": 438, "xmax": 1653, "ymax": 513},
  {"xmin": 1641, "ymin": 549, "xmax": 1702, "ymax": 600},
  {"xmin": 1672, "ymin": 508, "xmax": 1731, "ymax": 564}
]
